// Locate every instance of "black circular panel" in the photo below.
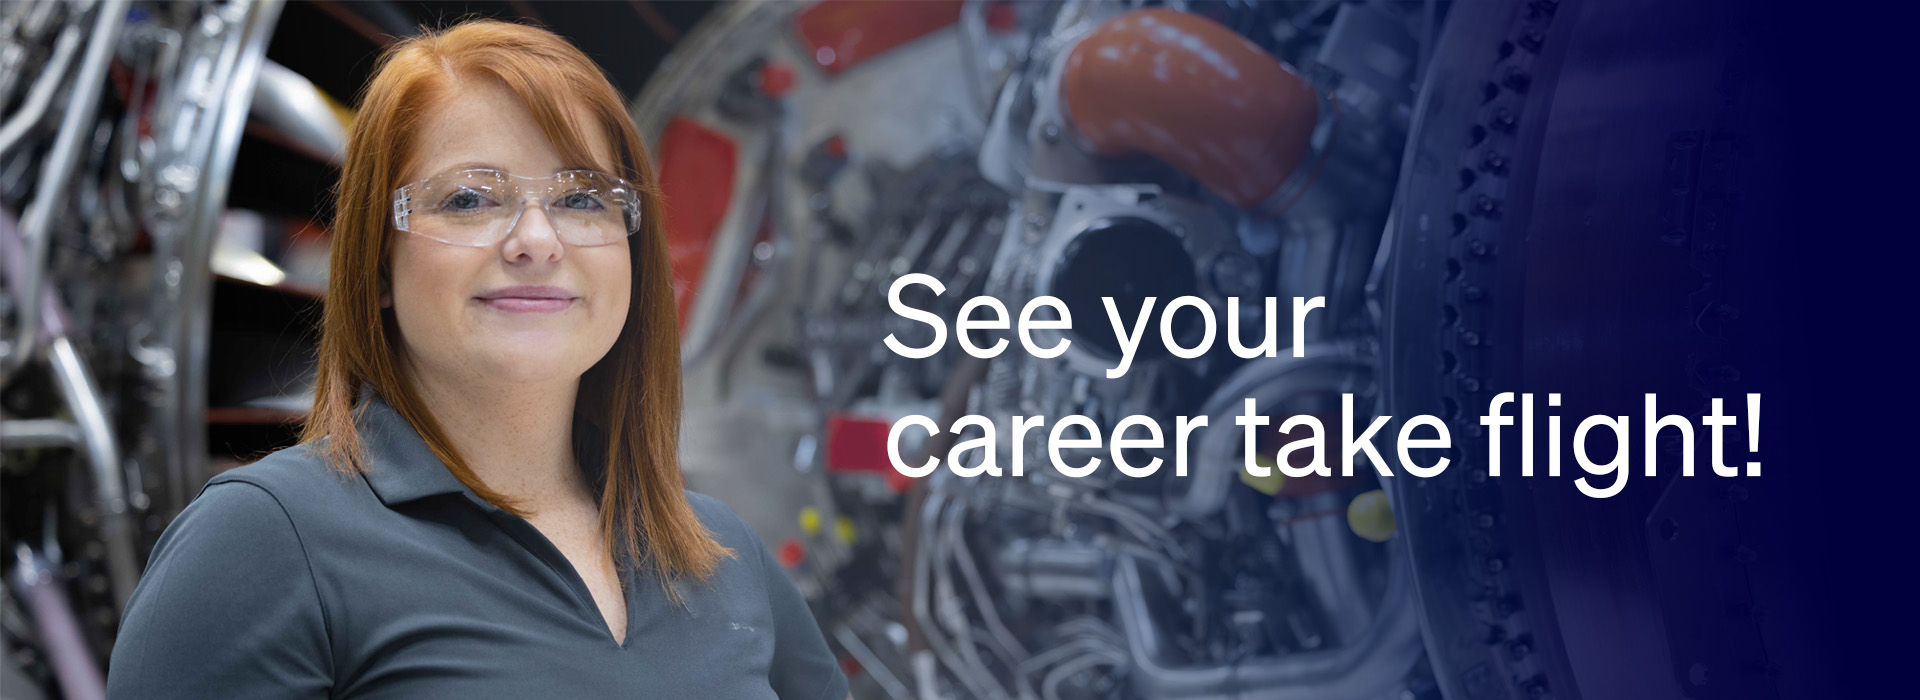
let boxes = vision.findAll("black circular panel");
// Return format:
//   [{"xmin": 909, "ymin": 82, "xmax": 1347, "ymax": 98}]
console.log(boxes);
[{"xmin": 1047, "ymin": 217, "xmax": 1199, "ymax": 360}]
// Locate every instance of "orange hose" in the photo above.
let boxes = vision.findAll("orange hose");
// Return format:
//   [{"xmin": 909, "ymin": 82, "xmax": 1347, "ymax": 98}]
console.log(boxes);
[{"xmin": 1062, "ymin": 9, "xmax": 1321, "ymax": 210}]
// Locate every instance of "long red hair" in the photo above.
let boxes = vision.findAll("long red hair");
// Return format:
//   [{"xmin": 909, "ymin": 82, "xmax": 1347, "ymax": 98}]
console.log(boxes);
[{"xmin": 300, "ymin": 18, "xmax": 729, "ymax": 599}]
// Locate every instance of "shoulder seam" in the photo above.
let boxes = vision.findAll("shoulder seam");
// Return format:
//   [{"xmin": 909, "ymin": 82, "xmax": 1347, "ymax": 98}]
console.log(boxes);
[{"xmin": 206, "ymin": 480, "xmax": 338, "ymax": 682}]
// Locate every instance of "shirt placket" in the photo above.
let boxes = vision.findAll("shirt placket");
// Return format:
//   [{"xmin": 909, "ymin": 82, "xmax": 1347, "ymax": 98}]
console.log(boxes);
[{"xmin": 460, "ymin": 492, "xmax": 630, "ymax": 649}]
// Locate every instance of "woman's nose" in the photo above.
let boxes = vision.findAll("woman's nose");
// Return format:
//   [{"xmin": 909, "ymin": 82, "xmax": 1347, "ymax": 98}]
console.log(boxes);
[{"xmin": 500, "ymin": 197, "xmax": 564, "ymax": 262}]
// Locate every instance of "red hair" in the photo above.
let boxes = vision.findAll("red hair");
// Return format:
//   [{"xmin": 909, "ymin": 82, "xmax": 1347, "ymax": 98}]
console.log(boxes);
[{"xmin": 301, "ymin": 18, "xmax": 729, "ymax": 600}]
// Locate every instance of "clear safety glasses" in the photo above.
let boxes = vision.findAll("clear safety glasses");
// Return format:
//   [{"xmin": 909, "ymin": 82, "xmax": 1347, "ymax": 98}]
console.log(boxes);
[{"xmin": 391, "ymin": 169, "xmax": 643, "ymax": 247}]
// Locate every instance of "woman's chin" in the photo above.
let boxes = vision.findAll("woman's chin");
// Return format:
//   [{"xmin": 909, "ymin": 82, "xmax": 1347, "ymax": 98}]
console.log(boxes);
[{"xmin": 467, "ymin": 345, "xmax": 597, "ymax": 384}]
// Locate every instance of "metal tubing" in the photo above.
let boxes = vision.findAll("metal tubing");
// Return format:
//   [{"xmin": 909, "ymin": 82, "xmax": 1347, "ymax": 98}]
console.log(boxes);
[
  {"xmin": 0, "ymin": 25, "xmax": 82, "ymax": 160},
  {"xmin": 0, "ymin": 419, "xmax": 84, "ymax": 449},
  {"xmin": 1110, "ymin": 552, "xmax": 1423, "ymax": 699},
  {"xmin": 3, "ymin": 0, "xmax": 127, "ymax": 377},
  {"xmin": 170, "ymin": 0, "xmax": 284, "ymax": 505},
  {"xmin": 249, "ymin": 59, "xmax": 347, "ymax": 164},
  {"xmin": 48, "ymin": 336, "xmax": 139, "ymax": 611},
  {"xmin": 11, "ymin": 545, "xmax": 106, "ymax": 700}
]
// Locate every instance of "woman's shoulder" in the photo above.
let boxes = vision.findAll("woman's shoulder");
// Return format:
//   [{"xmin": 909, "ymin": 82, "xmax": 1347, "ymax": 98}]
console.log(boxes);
[
  {"xmin": 172, "ymin": 440, "xmax": 382, "ymax": 554},
  {"xmin": 682, "ymin": 490, "xmax": 790, "ymax": 574},
  {"xmin": 158, "ymin": 442, "xmax": 357, "ymax": 554},
  {"xmin": 125, "ymin": 452, "xmax": 333, "ymax": 622},
  {"xmin": 204, "ymin": 439, "xmax": 367, "ymax": 507},
  {"xmin": 681, "ymin": 489, "xmax": 758, "ymax": 547},
  {"xmin": 112, "ymin": 452, "xmax": 336, "ymax": 697}
]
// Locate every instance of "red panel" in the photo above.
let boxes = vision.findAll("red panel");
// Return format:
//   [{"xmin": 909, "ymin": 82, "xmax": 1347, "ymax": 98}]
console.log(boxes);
[
  {"xmin": 656, "ymin": 117, "xmax": 738, "ymax": 330},
  {"xmin": 827, "ymin": 413, "xmax": 919, "ymax": 494},
  {"xmin": 793, "ymin": 0, "xmax": 964, "ymax": 76},
  {"xmin": 825, "ymin": 413, "xmax": 895, "ymax": 475}
]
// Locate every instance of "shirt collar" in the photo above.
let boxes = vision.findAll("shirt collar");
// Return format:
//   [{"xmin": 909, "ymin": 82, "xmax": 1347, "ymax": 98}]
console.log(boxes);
[
  {"xmin": 355, "ymin": 383, "xmax": 474, "ymax": 506},
  {"xmin": 353, "ymin": 383, "xmax": 609, "ymax": 508}
]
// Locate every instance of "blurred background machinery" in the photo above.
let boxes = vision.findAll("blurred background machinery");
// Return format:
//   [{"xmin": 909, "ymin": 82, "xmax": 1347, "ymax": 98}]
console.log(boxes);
[
  {"xmin": 1, "ymin": 1, "xmax": 1792, "ymax": 699},
  {"xmin": 646, "ymin": 2, "xmax": 1423, "ymax": 698}
]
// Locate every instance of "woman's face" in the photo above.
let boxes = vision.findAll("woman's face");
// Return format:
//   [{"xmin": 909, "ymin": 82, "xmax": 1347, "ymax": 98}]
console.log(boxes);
[{"xmin": 387, "ymin": 79, "xmax": 631, "ymax": 388}]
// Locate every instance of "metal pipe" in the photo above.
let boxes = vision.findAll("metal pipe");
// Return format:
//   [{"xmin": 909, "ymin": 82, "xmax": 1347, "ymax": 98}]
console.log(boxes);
[
  {"xmin": 911, "ymin": 493, "xmax": 993, "ymax": 700},
  {"xmin": 1040, "ymin": 650, "xmax": 1123, "ymax": 700},
  {"xmin": 0, "ymin": 419, "xmax": 84, "ymax": 449},
  {"xmin": 0, "ymin": 25, "xmax": 82, "ymax": 160},
  {"xmin": 1175, "ymin": 347, "xmax": 1371, "ymax": 520},
  {"xmin": 0, "ymin": 195, "xmax": 139, "ymax": 611},
  {"xmin": 3, "ymin": 0, "xmax": 127, "ymax": 377},
  {"xmin": 1110, "ymin": 551, "xmax": 1422, "ymax": 699},
  {"xmin": 1288, "ymin": 491, "xmax": 1375, "ymax": 644},
  {"xmin": 249, "ymin": 58, "xmax": 348, "ymax": 165},
  {"xmin": 136, "ymin": 0, "xmax": 286, "ymax": 518},
  {"xmin": 948, "ymin": 500, "xmax": 1031, "ymax": 660},
  {"xmin": 994, "ymin": 538, "xmax": 1112, "ymax": 601},
  {"xmin": 171, "ymin": 0, "xmax": 285, "ymax": 507},
  {"xmin": 832, "ymin": 624, "xmax": 912, "ymax": 700},
  {"xmin": 1018, "ymin": 635, "xmax": 1126, "ymax": 700},
  {"xmin": 933, "ymin": 498, "xmax": 1010, "ymax": 698},
  {"xmin": 48, "ymin": 336, "xmax": 139, "ymax": 611},
  {"xmin": 11, "ymin": 545, "xmax": 105, "ymax": 700}
]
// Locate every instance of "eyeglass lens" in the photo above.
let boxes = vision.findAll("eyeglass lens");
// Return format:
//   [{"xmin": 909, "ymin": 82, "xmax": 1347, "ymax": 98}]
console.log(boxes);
[{"xmin": 404, "ymin": 170, "xmax": 636, "ymax": 246}]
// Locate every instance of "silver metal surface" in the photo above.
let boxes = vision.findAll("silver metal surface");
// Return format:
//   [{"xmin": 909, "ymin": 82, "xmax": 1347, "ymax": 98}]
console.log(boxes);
[
  {"xmin": 1111, "ymin": 552, "xmax": 1422, "ymax": 699},
  {"xmin": 0, "ymin": 24, "xmax": 81, "ymax": 161},
  {"xmin": 48, "ymin": 336, "xmax": 138, "ymax": 611},
  {"xmin": 250, "ymin": 58, "xmax": 347, "ymax": 165},
  {"xmin": 1176, "ymin": 347, "xmax": 1374, "ymax": 520},
  {"xmin": 11, "ymin": 545, "xmax": 105, "ymax": 700},
  {"xmin": 0, "ymin": 419, "xmax": 84, "ymax": 449},
  {"xmin": 4, "ymin": 0, "xmax": 126, "ymax": 377}
]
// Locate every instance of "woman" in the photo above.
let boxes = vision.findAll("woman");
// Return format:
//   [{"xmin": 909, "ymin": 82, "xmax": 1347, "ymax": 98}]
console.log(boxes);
[{"xmin": 106, "ymin": 19, "xmax": 850, "ymax": 700}]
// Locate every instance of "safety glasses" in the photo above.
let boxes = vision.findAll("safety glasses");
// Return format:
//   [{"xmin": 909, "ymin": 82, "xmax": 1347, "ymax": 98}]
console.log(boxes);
[{"xmin": 391, "ymin": 168, "xmax": 643, "ymax": 247}]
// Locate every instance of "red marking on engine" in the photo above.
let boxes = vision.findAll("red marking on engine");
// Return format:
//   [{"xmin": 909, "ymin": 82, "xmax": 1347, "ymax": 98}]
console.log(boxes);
[
  {"xmin": 793, "ymin": 0, "xmax": 964, "ymax": 76},
  {"xmin": 823, "ymin": 413, "xmax": 917, "ymax": 493},
  {"xmin": 985, "ymin": 1, "xmax": 1017, "ymax": 33},
  {"xmin": 758, "ymin": 60, "xmax": 797, "ymax": 97},
  {"xmin": 825, "ymin": 414, "xmax": 894, "ymax": 475},
  {"xmin": 656, "ymin": 117, "xmax": 738, "ymax": 330}
]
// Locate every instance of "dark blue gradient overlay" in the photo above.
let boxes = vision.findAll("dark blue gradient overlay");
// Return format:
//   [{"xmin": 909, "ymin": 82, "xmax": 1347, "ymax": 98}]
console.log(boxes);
[
  {"xmin": 1491, "ymin": 0, "xmax": 1918, "ymax": 696},
  {"xmin": 1740, "ymin": 0, "xmax": 1917, "ymax": 695}
]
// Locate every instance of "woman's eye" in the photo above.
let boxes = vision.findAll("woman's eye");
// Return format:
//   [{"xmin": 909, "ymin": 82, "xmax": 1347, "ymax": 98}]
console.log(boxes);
[
  {"xmin": 440, "ymin": 188, "xmax": 491, "ymax": 212},
  {"xmin": 559, "ymin": 192, "xmax": 606, "ymax": 211}
]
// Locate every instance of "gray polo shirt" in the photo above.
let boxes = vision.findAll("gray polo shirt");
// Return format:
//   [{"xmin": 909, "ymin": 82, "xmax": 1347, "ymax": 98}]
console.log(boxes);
[{"xmin": 105, "ymin": 389, "xmax": 850, "ymax": 700}]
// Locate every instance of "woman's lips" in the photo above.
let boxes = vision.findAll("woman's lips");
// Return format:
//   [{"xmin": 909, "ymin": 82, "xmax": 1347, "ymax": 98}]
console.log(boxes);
[
  {"xmin": 474, "ymin": 285, "xmax": 576, "ymax": 314},
  {"xmin": 478, "ymin": 295, "xmax": 572, "ymax": 312}
]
